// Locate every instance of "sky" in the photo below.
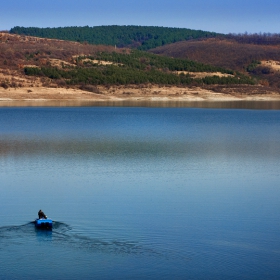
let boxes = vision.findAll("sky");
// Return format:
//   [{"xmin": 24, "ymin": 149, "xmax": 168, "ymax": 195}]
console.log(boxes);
[{"xmin": 1, "ymin": 0, "xmax": 279, "ymax": 34}]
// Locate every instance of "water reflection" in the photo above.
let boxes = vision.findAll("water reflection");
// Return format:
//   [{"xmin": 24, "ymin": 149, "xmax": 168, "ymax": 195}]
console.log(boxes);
[
  {"xmin": 0, "ymin": 138, "xmax": 279, "ymax": 160},
  {"xmin": 35, "ymin": 226, "xmax": 53, "ymax": 241},
  {"xmin": 1, "ymin": 100, "xmax": 280, "ymax": 109}
]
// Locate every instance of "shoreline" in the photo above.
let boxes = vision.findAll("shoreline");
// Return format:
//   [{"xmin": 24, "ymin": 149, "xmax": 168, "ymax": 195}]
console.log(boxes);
[{"xmin": 1, "ymin": 85, "xmax": 280, "ymax": 108}]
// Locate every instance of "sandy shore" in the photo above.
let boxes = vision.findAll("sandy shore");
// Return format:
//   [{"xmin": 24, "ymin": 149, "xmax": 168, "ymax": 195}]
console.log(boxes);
[
  {"xmin": 1, "ymin": 84, "xmax": 280, "ymax": 109},
  {"xmin": 1, "ymin": 85, "xmax": 280, "ymax": 101}
]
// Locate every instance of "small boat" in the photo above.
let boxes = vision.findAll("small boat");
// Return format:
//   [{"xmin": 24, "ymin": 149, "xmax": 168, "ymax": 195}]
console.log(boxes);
[{"xmin": 35, "ymin": 218, "xmax": 53, "ymax": 229}]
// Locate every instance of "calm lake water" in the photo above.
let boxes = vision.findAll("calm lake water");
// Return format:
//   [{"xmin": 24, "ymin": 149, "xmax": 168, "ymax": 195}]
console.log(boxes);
[{"xmin": 0, "ymin": 106, "xmax": 280, "ymax": 279}]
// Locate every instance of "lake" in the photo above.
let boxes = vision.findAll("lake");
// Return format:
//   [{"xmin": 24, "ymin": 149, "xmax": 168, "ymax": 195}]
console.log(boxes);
[{"xmin": 0, "ymin": 106, "xmax": 280, "ymax": 279}]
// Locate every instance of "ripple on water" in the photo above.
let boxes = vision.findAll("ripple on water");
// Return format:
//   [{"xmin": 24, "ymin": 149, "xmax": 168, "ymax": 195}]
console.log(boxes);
[{"xmin": 0, "ymin": 222, "xmax": 188, "ymax": 262}]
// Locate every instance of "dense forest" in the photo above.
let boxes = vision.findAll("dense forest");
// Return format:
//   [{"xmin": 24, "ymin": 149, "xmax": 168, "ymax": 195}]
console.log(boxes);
[{"xmin": 10, "ymin": 25, "xmax": 222, "ymax": 50}]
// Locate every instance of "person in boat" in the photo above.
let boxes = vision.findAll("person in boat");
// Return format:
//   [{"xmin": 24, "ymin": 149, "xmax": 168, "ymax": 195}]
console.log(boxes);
[{"xmin": 38, "ymin": 209, "xmax": 47, "ymax": 219}]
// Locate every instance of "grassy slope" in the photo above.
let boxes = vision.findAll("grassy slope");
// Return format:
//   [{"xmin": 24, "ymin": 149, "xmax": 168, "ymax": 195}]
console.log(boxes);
[{"xmin": 149, "ymin": 38, "xmax": 280, "ymax": 88}]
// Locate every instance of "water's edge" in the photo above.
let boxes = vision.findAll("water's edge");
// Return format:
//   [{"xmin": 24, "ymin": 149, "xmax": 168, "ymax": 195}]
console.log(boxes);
[{"xmin": 1, "ymin": 100, "xmax": 280, "ymax": 109}]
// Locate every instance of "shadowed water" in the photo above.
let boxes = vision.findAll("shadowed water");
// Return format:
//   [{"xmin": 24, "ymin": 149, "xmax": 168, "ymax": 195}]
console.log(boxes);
[{"xmin": 0, "ymin": 107, "xmax": 280, "ymax": 279}]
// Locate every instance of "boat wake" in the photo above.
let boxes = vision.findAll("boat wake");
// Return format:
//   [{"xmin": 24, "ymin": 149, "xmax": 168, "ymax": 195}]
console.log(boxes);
[{"xmin": 0, "ymin": 222, "xmax": 163, "ymax": 259}]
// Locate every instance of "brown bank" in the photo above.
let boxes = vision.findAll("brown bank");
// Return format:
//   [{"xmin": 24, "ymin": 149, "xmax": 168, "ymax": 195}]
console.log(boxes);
[{"xmin": 1, "ymin": 84, "xmax": 280, "ymax": 106}]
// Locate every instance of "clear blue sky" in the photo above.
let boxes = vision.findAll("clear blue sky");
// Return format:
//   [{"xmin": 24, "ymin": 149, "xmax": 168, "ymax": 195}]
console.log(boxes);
[{"xmin": 1, "ymin": 0, "xmax": 279, "ymax": 34}]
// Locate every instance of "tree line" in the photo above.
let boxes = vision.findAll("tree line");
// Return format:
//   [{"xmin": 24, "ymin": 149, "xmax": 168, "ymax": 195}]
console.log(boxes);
[
  {"xmin": 10, "ymin": 25, "xmax": 222, "ymax": 50},
  {"xmin": 226, "ymin": 33, "xmax": 280, "ymax": 46}
]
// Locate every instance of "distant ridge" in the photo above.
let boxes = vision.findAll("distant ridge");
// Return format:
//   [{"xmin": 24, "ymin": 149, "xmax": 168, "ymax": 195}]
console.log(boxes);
[{"xmin": 10, "ymin": 25, "xmax": 222, "ymax": 50}]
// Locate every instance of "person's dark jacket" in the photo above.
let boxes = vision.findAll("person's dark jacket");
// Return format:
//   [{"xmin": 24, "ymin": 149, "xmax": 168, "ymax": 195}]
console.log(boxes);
[{"xmin": 38, "ymin": 210, "xmax": 47, "ymax": 219}]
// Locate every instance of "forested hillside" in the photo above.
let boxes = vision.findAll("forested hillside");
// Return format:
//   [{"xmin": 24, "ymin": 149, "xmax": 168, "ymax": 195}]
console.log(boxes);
[
  {"xmin": 24, "ymin": 50, "xmax": 252, "ymax": 87},
  {"xmin": 0, "ymin": 32, "xmax": 254, "ymax": 91},
  {"xmin": 10, "ymin": 25, "xmax": 221, "ymax": 50},
  {"xmin": 22, "ymin": 48, "xmax": 253, "ymax": 87}
]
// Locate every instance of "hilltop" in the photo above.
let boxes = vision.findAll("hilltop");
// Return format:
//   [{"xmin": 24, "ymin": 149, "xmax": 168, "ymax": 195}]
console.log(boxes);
[{"xmin": 10, "ymin": 25, "xmax": 221, "ymax": 50}]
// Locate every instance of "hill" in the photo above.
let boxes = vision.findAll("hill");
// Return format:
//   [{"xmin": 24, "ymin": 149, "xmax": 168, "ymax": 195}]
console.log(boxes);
[
  {"xmin": 149, "ymin": 37, "xmax": 280, "ymax": 88},
  {"xmin": 0, "ymin": 32, "xmax": 279, "ymax": 103},
  {"xmin": 10, "ymin": 25, "xmax": 222, "ymax": 50},
  {"xmin": 0, "ymin": 32, "xmax": 253, "ymax": 88},
  {"xmin": 9, "ymin": 26, "xmax": 280, "ymax": 89}
]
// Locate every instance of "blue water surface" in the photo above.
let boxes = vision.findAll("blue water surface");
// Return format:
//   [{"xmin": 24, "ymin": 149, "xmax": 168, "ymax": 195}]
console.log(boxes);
[{"xmin": 0, "ymin": 107, "xmax": 280, "ymax": 279}]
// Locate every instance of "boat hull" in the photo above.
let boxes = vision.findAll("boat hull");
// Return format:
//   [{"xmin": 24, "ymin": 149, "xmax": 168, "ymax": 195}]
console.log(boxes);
[{"xmin": 35, "ymin": 218, "xmax": 53, "ymax": 229}]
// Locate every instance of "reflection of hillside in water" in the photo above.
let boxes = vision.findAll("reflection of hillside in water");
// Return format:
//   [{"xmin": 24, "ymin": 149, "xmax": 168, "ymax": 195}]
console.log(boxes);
[
  {"xmin": 0, "ymin": 100, "xmax": 280, "ymax": 109},
  {"xmin": 0, "ymin": 137, "xmax": 279, "ymax": 160}
]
